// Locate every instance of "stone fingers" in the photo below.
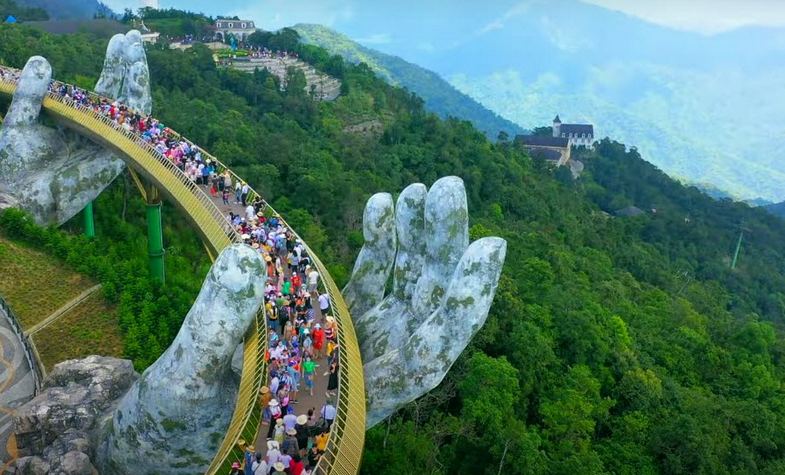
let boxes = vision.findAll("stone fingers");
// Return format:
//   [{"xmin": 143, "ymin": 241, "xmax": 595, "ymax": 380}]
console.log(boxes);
[
  {"xmin": 94, "ymin": 30, "xmax": 152, "ymax": 114},
  {"xmin": 94, "ymin": 33, "xmax": 128, "ymax": 99},
  {"xmin": 343, "ymin": 192, "xmax": 396, "ymax": 318},
  {"xmin": 364, "ymin": 237, "xmax": 506, "ymax": 428},
  {"xmin": 392, "ymin": 183, "xmax": 427, "ymax": 301},
  {"xmin": 3, "ymin": 56, "xmax": 50, "ymax": 128},
  {"xmin": 102, "ymin": 244, "xmax": 266, "ymax": 474},
  {"xmin": 120, "ymin": 30, "xmax": 152, "ymax": 115},
  {"xmin": 410, "ymin": 176, "xmax": 469, "ymax": 320}
]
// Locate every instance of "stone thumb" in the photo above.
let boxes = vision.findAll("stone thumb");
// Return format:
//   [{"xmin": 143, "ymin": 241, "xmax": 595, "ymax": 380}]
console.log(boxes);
[
  {"xmin": 100, "ymin": 244, "xmax": 266, "ymax": 474},
  {"xmin": 4, "ymin": 56, "xmax": 50, "ymax": 127}
]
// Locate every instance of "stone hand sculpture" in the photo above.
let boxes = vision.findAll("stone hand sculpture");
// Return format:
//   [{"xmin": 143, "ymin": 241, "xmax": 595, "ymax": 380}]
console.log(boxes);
[
  {"xmin": 98, "ymin": 244, "xmax": 266, "ymax": 474},
  {"xmin": 0, "ymin": 30, "xmax": 151, "ymax": 226},
  {"xmin": 344, "ymin": 176, "xmax": 507, "ymax": 428}
]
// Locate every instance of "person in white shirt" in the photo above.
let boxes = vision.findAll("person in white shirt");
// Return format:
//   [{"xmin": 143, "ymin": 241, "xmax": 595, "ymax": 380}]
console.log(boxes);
[
  {"xmin": 251, "ymin": 453, "xmax": 268, "ymax": 475},
  {"xmin": 307, "ymin": 267, "xmax": 320, "ymax": 294},
  {"xmin": 320, "ymin": 401, "xmax": 336, "ymax": 428},
  {"xmin": 318, "ymin": 293, "xmax": 330, "ymax": 315}
]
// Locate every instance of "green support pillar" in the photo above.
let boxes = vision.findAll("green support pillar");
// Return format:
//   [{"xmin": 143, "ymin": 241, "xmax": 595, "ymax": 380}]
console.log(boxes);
[
  {"xmin": 146, "ymin": 200, "xmax": 165, "ymax": 283},
  {"xmin": 83, "ymin": 201, "xmax": 95, "ymax": 238}
]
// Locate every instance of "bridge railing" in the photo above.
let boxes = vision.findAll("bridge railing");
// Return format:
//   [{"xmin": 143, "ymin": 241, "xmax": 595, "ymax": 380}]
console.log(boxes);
[
  {"xmin": 0, "ymin": 295, "xmax": 45, "ymax": 393},
  {"xmin": 0, "ymin": 65, "xmax": 365, "ymax": 473},
  {"xmin": 160, "ymin": 130, "xmax": 367, "ymax": 474}
]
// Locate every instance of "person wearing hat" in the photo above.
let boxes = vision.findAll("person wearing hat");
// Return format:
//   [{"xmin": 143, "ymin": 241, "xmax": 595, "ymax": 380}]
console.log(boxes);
[
  {"xmin": 266, "ymin": 399, "xmax": 282, "ymax": 440},
  {"xmin": 271, "ymin": 461, "xmax": 286, "ymax": 475},
  {"xmin": 295, "ymin": 414, "xmax": 310, "ymax": 452},
  {"xmin": 312, "ymin": 324, "xmax": 325, "ymax": 359},
  {"xmin": 273, "ymin": 416, "xmax": 285, "ymax": 445},
  {"xmin": 289, "ymin": 453, "xmax": 305, "ymax": 475},
  {"xmin": 282, "ymin": 427, "xmax": 300, "ymax": 456},
  {"xmin": 266, "ymin": 440, "xmax": 281, "ymax": 462},
  {"xmin": 259, "ymin": 386, "xmax": 271, "ymax": 423},
  {"xmin": 230, "ymin": 461, "xmax": 242, "ymax": 475},
  {"xmin": 242, "ymin": 443, "xmax": 256, "ymax": 475}
]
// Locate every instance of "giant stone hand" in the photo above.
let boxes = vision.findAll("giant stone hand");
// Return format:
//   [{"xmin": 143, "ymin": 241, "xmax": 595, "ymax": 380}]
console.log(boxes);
[
  {"xmin": 0, "ymin": 31, "xmax": 151, "ymax": 225},
  {"xmin": 344, "ymin": 176, "xmax": 507, "ymax": 428},
  {"xmin": 98, "ymin": 244, "xmax": 266, "ymax": 474}
]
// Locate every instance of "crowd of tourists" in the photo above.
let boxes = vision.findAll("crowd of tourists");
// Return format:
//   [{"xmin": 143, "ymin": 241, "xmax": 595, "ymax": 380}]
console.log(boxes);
[
  {"xmin": 0, "ymin": 66, "xmax": 341, "ymax": 475},
  {"xmin": 247, "ymin": 47, "xmax": 299, "ymax": 60}
]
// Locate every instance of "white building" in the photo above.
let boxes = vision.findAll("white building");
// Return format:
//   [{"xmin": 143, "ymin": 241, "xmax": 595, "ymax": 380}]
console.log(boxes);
[
  {"xmin": 553, "ymin": 115, "xmax": 594, "ymax": 148},
  {"xmin": 214, "ymin": 19, "xmax": 257, "ymax": 42}
]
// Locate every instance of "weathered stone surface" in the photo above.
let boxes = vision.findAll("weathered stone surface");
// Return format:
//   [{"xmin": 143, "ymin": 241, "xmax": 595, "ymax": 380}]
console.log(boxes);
[
  {"xmin": 94, "ymin": 33, "xmax": 127, "ymax": 100},
  {"xmin": 60, "ymin": 450, "xmax": 94, "ymax": 475},
  {"xmin": 364, "ymin": 237, "xmax": 506, "ymax": 427},
  {"xmin": 347, "ymin": 177, "xmax": 507, "ymax": 428},
  {"xmin": 0, "ymin": 32, "xmax": 152, "ymax": 226},
  {"xmin": 14, "ymin": 456, "xmax": 50, "ymax": 475},
  {"xmin": 99, "ymin": 244, "xmax": 266, "ymax": 474},
  {"xmin": 95, "ymin": 30, "xmax": 152, "ymax": 116},
  {"xmin": 11, "ymin": 356, "xmax": 137, "ymax": 473},
  {"xmin": 13, "ymin": 355, "xmax": 137, "ymax": 456},
  {"xmin": 343, "ymin": 192, "xmax": 396, "ymax": 317}
]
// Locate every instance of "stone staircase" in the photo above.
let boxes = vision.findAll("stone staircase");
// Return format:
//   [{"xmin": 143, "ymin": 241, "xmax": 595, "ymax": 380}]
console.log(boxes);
[{"xmin": 227, "ymin": 57, "xmax": 342, "ymax": 101}]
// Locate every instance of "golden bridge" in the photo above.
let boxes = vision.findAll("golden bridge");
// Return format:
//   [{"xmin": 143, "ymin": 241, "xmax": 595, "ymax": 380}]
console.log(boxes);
[{"xmin": 0, "ymin": 65, "xmax": 366, "ymax": 474}]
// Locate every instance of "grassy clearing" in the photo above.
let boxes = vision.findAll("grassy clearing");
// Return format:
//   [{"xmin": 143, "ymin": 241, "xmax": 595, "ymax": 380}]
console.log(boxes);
[
  {"xmin": 32, "ymin": 291, "xmax": 124, "ymax": 372},
  {"xmin": 0, "ymin": 236, "xmax": 94, "ymax": 327}
]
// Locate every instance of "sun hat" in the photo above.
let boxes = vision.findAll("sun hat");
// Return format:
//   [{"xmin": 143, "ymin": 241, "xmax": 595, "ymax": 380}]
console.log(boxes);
[
  {"xmin": 260, "ymin": 386, "xmax": 270, "ymax": 394},
  {"xmin": 276, "ymin": 418, "xmax": 284, "ymax": 426},
  {"xmin": 231, "ymin": 462, "xmax": 241, "ymax": 469},
  {"xmin": 268, "ymin": 399, "xmax": 279, "ymax": 406},
  {"xmin": 296, "ymin": 414, "xmax": 308, "ymax": 425},
  {"xmin": 246, "ymin": 445, "xmax": 255, "ymax": 452},
  {"xmin": 286, "ymin": 427, "xmax": 297, "ymax": 436},
  {"xmin": 274, "ymin": 462, "xmax": 285, "ymax": 471},
  {"xmin": 267, "ymin": 440, "xmax": 279, "ymax": 450}
]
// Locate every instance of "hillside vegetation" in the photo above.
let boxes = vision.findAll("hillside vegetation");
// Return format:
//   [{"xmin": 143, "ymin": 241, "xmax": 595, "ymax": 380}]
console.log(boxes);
[
  {"xmin": 294, "ymin": 23, "xmax": 523, "ymax": 140},
  {"xmin": 2, "ymin": 19, "xmax": 785, "ymax": 474}
]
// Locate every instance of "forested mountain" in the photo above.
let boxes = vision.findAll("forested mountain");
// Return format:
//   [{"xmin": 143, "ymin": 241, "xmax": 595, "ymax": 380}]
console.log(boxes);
[
  {"xmin": 15, "ymin": 0, "xmax": 109, "ymax": 19},
  {"xmin": 296, "ymin": 0, "xmax": 785, "ymax": 201},
  {"xmin": 3, "ymin": 18, "xmax": 785, "ymax": 474},
  {"xmin": 294, "ymin": 23, "xmax": 523, "ymax": 139}
]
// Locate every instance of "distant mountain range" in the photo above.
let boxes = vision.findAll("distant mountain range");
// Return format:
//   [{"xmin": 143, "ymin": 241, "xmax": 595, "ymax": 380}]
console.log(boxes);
[
  {"xmin": 16, "ymin": 0, "xmax": 110, "ymax": 20},
  {"xmin": 294, "ymin": 24, "xmax": 523, "ymax": 139},
  {"xmin": 310, "ymin": 0, "xmax": 785, "ymax": 201}
]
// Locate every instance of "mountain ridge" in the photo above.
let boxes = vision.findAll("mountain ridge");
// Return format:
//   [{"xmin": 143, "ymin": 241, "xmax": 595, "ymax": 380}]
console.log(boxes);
[{"xmin": 294, "ymin": 23, "xmax": 524, "ymax": 139}]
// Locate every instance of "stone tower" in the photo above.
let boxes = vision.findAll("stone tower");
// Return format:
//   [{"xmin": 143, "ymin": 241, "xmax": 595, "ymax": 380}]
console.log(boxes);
[{"xmin": 552, "ymin": 114, "xmax": 561, "ymax": 138}]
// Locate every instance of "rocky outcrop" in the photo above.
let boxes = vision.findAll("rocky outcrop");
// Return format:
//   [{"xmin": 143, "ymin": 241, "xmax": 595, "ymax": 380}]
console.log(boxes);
[
  {"xmin": 345, "ymin": 177, "xmax": 507, "ymax": 428},
  {"xmin": 12, "ymin": 355, "xmax": 138, "ymax": 473},
  {"xmin": 98, "ymin": 244, "xmax": 266, "ymax": 474}
]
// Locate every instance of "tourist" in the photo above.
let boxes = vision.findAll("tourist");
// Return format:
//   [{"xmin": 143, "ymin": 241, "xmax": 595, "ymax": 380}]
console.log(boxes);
[
  {"xmin": 303, "ymin": 354, "xmax": 317, "ymax": 396},
  {"xmin": 266, "ymin": 440, "xmax": 281, "ymax": 467},
  {"xmin": 243, "ymin": 444, "xmax": 255, "ymax": 475},
  {"xmin": 271, "ymin": 462, "xmax": 286, "ymax": 475},
  {"xmin": 326, "ymin": 358, "xmax": 339, "ymax": 397},
  {"xmin": 320, "ymin": 400, "xmax": 336, "ymax": 429},
  {"xmin": 251, "ymin": 452, "xmax": 267, "ymax": 475},
  {"xmin": 230, "ymin": 461, "xmax": 242, "ymax": 475},
  {"xmin": 282, "ymin": 427, "xmax": 300, "ymax": 456},
  {"xmin": 289, "ymin": 454, "xmax": 305, "ymax": 475},
  {"xmin": 266, "ymin": 399, "xmax": 282, "ymax": 439},
  {"xmin": 318, "ymin": 292, "xmax": 330, "ymax": 316},
  {"xmin": 314, "ymin": 429, "xmax": 329, "ymax": 453}
]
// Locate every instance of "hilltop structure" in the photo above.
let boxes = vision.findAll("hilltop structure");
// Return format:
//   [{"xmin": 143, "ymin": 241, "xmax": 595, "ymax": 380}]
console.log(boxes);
[
  {"xmin": 214, "ymin": 18, "xmax": 257, "ymax": 42},
  {"xmin": 514, "ymin": 114, "xmax": 594, "ymax": 166},
  {"xmin": 552, "ymin": 114, "xmax": 594, "ymax": 148}
]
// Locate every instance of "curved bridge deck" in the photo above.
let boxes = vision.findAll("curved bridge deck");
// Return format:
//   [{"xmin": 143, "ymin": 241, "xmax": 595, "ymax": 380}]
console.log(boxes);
[{"xmin": 0, "ymin": 66, "xmax": 365, "ymax": 474}]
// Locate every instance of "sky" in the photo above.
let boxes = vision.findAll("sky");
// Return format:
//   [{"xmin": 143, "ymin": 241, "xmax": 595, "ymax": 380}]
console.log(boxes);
[{"xmin": 104, "ymin": 0, "xmax": 785, "ymax": 36}]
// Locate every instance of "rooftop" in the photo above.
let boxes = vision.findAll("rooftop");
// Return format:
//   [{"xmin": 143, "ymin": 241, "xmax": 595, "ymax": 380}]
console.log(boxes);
[{"xmin": 515, "ymin": 135, "xmax": 569, "ymax": 147}]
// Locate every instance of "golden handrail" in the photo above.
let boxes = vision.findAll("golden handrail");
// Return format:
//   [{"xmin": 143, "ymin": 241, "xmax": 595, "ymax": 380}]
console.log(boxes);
[{"xmin": 0, "ymin": 64, "xmax": 365, "ymax": 474}]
